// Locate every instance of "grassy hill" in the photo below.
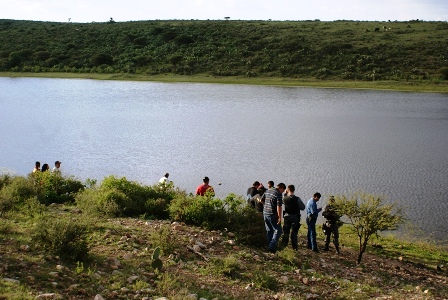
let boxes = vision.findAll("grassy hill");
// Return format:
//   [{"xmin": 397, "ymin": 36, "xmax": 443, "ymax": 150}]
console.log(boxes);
[
  {"xmin": 1, "ymin": 173, "xmax": 447, "ymax": 299},
  {"xmin": 1, "ymin": 19, "xmax": 448, "ymax": 86}
]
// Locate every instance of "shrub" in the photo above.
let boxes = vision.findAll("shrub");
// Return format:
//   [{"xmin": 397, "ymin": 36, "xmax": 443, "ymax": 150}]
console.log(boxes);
[
  {"xmin": 0, "ymin": 176, "xmax": 36, "ymax": 215},
  {"xmin": 99, "ymin": 176, "xmax": 174, "ymax": 217},
  {"xmin": 168, "ymin": 194, "xmax": 228, "ymax": 230},
  {"xmin": 253, "ymin": 270, "xmax": 278, "ymax": 291},
  {"xmin": 32, "ymin": 215, "xmax": 90, "ymax": 262},
  {"xmin": 209, "ymin": 255, "xmax": 241, "ymax": 279},
  {"xmin": 33, "ymin": 172, "xmax": 84, "ymax": 205},
  {"xmin": 75, "ymin": 188, "xmax": 122, "ymax": 217},
  {"xmin": 440, "ymin": 67, "xmax": 448, "ymax": 80},
  {"xmin": 149, "ymin": 224, "xmax": 181, "ymax": 256}
]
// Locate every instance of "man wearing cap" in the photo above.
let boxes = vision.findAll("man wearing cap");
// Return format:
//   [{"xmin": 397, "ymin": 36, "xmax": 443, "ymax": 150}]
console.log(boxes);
[
  {"xmin": 52, "ymin": 161, "xmax": 62, "ymax": 173},
  {"xmin": 196, "ymin": 176, "xmax": 215, "ymax": 197}
]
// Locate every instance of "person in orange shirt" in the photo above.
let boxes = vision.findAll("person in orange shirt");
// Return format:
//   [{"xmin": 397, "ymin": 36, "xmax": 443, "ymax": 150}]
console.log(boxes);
[{"xmin": 195, "ymin": 176, "xmax": 215, "ymax": 197}]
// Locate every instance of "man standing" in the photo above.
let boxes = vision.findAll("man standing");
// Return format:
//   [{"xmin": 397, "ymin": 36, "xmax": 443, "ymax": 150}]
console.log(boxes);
[
  {"xmin": 281, "ymin": 185, "xmax": 306, "ymax": 250},
  {"xmin": 196, "ymin": 176, "xmax": 215, "ymax": 197},
  {"xmin": 323, "ymin": 196, "xmax": 341, "ymax": 254},
  {"xmin": 306, "ymin": 192, "xmax": 322, "ymax": 253},
  {"xmin": 52, "ymin": 161, "xmax": 61, "ymax": 173},
  {"xmin": 263, "ymin": 182, "xmax": 286, "ymax": 253}
]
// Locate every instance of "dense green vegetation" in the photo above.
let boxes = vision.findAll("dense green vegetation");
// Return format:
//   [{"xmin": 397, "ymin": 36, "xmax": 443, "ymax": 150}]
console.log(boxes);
[{"xmin": 1, "ymin": 19, "xmax": 448, "ymax": 84}]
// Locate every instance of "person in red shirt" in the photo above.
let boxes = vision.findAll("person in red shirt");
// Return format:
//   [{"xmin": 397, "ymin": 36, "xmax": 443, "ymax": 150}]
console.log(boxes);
[{"xmin": 196, "ymin": 176, "xmax": 215, "ymax": 197}]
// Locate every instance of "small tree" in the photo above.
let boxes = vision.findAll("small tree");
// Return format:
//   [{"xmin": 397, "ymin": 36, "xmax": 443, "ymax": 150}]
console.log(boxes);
[{"xmin": 335, "ymin": 191, "xmax": 404, "ymax": 264}]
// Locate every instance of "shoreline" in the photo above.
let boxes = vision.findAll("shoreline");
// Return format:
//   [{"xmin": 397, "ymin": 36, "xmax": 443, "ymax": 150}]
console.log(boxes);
[{"xmin": 2, "ymin": 72, "xmax": 448, "ymax": 93}]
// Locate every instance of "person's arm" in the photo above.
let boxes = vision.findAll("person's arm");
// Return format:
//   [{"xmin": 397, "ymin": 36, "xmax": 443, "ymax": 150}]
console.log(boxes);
[{"xmin": 277, "ymin": 205, "xmax": 282, "ymax": 224}]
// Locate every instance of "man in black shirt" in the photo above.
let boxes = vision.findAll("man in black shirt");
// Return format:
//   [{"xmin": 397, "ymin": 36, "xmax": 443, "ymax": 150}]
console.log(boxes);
[{"xmin": 281, "ymin": 185, "xmax": 306, "ymax": 250}]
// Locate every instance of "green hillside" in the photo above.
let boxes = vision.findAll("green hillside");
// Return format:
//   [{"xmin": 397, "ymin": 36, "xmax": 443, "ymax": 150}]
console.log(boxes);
[{"xmin": 1, "ymin": 19, "xmax": 448, "ymax": 83}]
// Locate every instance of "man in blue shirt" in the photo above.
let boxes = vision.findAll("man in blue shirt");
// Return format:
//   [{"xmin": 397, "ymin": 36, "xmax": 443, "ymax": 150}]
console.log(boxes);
[
  {"xmin": 262, "ymin": 182, "xmax": 286, "ymax": 253},
  {"xmin": 306, "ymin": 192, "xmax": 322, "ymax": 253}
]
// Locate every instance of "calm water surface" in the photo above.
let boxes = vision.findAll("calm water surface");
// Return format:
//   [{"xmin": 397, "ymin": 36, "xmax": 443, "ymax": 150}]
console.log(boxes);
[{"xmin": 1, "ymin": 77, "xmax": 447, "ymax": 241}]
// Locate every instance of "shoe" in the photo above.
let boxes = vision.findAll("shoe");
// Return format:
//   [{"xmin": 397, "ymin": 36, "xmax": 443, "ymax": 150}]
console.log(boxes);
[{"xmin": 312, "ymin": 249, "xmax": 319, "ymax": 253}]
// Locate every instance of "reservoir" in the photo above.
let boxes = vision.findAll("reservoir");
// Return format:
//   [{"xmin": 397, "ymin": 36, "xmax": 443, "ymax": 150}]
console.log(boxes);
[{"xmin": 1, "ymin": 77, "xmax": 447, "ymax": 242}]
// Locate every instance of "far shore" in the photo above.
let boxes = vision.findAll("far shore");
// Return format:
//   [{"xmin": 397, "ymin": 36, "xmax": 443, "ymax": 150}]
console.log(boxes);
[{"xmin": 2, "ymin": 72, "xmax": 448, "ymax": 93}]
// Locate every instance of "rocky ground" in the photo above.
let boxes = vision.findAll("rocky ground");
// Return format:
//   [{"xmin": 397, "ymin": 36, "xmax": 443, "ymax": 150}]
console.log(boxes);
[{"xmin": 1, "ymin": 215, "xmax": 448, "ymax": 300}]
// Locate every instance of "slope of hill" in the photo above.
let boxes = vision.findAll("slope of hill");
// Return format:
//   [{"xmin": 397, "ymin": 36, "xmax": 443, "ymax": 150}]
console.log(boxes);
[{"xmin": 1, "ymin": 19, "xmax": 447, "ymax": 84}]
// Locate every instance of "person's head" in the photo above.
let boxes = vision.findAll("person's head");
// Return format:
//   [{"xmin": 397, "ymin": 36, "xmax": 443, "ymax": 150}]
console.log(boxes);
[
  {"xmin": 35, "ymin": 161, "xmax": 40, "ymax": 168},
  {"xmin": 55, "ymin": 161, "xmax": 61, "ymax": 168},
  {"xmin": 313, "ymin": 192, "xmax": 322, "ymax": 201},
  {"xmin": 164, "ymin": 173, "xmax": 169, "ymax": 178},
  {"xmin": 277, "ymin": 182, "xmax": 286, "ymax": 193},
  {"xmin": 287, "ymin": 184, "xmax": 295, "ymax": 194},
  {"xmin": 203, "ymin": 176, "xmax": 210, "ymax": 184},
  {"xmin": 253, "ymin": 181, "xmax": 260, "ymax": 188},
  {"xmin": 267, "ymin": 181, "xmax": 274, "ymax": 188},
  {"xmin": 41, "ymin": 164, "xmax": 49, "ymax": 172}
]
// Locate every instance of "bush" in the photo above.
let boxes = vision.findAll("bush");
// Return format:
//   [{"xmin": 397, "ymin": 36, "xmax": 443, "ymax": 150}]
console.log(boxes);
[
  {"xmin": 0, "ymin": 176, "xmax": 36, "ymax": 215},
  {"xmin": 32, "ymin": 215, "xmax": 90, "ymax": 262},
  {"xmin": 440, "ymin": 67, "xmax": 448, "ymax": 80},
  {"xmin": 168, "ymin": 194, "xmax": 228, "ymax": 230},
  {"xmin": 99, "ymin": 176, "xmax": 174, "ymax": 217},
  {"xmin": 75, "ymin": 188, "xmax": 122, "ymax": 217},
  {"xmin": 33, "ymin": 172, "xmax": 85, "ymax": 205}
]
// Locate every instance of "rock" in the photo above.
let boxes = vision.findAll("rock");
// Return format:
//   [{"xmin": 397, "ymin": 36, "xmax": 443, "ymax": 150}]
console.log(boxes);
[
  {"xmin": 3, "ymin": 278, "xmax": 20, "ymax": 284},
  {"xmin": 232, "ymin": 246, "xmax": 239, "ymax": 250},
  {"xmin": 302, "ymin": 277, "xmax": 309, "ymax": 285},
  {"xmin": 123, "ymin": 253, "xmax": 133, "ymax": 260},
  {"xmin": 196, "ymin": 241, "xmax": 207, "ymax": 249},
  {"xmin": 279, "ymin": 276, "xmax": 289, "ymax": 284},
  {"xmin": 186, "ymin": 294, "xmax": 198, "ymax": 299},
  {"xmin": 127, "ymin": 275, "xmax": 139, "ymax": 283},
  {"xmin": 228, "ymin": 240, "xmax": 236, "ymax": 246},
  {"xmin": 227, "ymin": 232, "xmax": 235, "ymax": 238},
  {"xmin": 36, "ymin": 293, "xmax": 60, "ymax": 299},
  {"xmin": 173, "ymin": 225, "xmax": 183, "ymax": 231},
  {"xmin": 121, "ymin": 287, "xmax": 130, "ymax": 292},
  {"xmin": 398, "ymin": 256, "xmax": 403, "ymax": 261},
  {"xmin": 49, "ymin": 272, "xmax": 59, "ymax": 277},
  {"xmin": 55, "ymin": 265, "xmax": 64, "ymax": 271},
  {"xmin": 94, "ymin": 294, "xmax": 105, "ymax": 300},
  {"xmin": 19, "ymin": 245, "xmax": 30, "ymax": 251},
  {"xmin": 193, "ymin": 245, "xmax": 202, "ymax": 252}
]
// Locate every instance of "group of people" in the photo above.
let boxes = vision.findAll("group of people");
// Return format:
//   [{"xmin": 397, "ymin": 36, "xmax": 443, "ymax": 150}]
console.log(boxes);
[
  {"xmin": 247, "ymin": 181, "xmax": 340, "ymax": 254},
  {"xmin": 32, "ymin": 161, "xmax": 62, "ymax": 173}
]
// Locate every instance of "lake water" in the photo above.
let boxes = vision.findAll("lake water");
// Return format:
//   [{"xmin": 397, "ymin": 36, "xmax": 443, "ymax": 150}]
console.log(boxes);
[{"xmin": 1, "ymin": 77, "xmax": 447, "ymax": 242}]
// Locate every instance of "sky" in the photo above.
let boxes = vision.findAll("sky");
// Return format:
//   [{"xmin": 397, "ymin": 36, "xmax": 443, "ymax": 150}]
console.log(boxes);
[{"xmin": 1, "ymin": 0, "xmax": 447, "ymax": 23}]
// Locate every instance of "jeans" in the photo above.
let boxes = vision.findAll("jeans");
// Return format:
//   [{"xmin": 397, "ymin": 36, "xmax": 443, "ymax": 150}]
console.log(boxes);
[
  {"xmin": 264, "ymin": 214, "xmax": 282, "ymax": 253},
  {"xmin": 281, "ymin": 214, "xmax": 300, "ymax": 250},
  {"xmin": 306, "ymin": 216, "xmax": 318, "ymax": 251}
]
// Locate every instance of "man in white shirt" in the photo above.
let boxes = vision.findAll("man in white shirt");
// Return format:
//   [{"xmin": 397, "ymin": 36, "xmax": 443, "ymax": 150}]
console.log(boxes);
[
  {"xmin": 159, "ymin": 173, "xmax": 170, "ymax": 186},
  {"xmin": 52, "ymin": 161, "xmax": 61, "ymax": 173}
]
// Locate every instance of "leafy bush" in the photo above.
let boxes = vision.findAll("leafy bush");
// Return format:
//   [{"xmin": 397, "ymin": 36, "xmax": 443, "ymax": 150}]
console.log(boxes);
[
  {"xmin": 168, "ymin": 194, "xmax": 228, "ymax": 230},
  {"xmin": 32, "ymin": 215, "xmax": 90, "ymax": 262},
  {"xmin": 97, "ymin": 176, "xmax": 175, "ymax": 218},
  {"xmin": 209, "ymin": 255, "xmax": 241, "ymax": 279},
  {"xmin": 0, "ymin": 176, "xmax": 36, "ymax": 215},
  {"xmin": 75, "ymin": 188, "xmax": 122, "ymax": 217},
  {"xmin": 33, "ymin": 172, "xmax": 85, "ymax": 205},
  {"xmin": 440, "ymin": 67, "xmax": 448, "ymax": 80}
]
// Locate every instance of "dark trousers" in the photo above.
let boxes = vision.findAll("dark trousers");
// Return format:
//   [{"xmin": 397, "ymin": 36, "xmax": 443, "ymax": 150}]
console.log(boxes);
[
  {"xmin": 281, "ymin": 214, "xmax": 300, "ymax": 250},
  {"xmin": 324, "ymin": 222, "xmax": 340, "ymax": 252}
]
